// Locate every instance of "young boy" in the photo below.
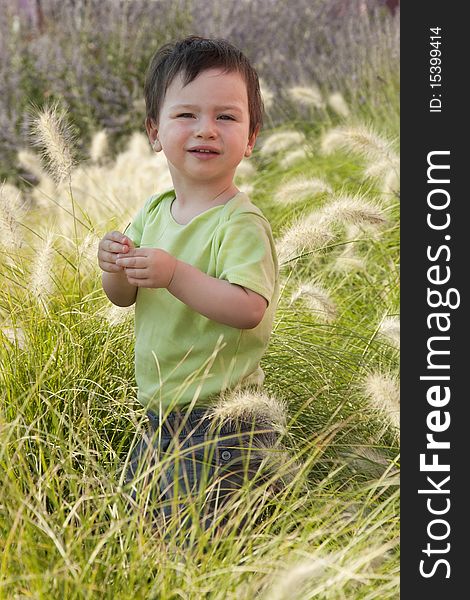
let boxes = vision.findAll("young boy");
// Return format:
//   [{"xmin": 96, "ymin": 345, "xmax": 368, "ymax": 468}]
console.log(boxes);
[{"xmin": 97, "ymin": 36, "xmax": 281, "ymax": 533}]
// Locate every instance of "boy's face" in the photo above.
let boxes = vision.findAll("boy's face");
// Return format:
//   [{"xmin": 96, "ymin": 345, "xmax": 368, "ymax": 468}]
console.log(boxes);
[{"xmin": 147, "ymin": 68, "xmax": 258, "ymax": 189}]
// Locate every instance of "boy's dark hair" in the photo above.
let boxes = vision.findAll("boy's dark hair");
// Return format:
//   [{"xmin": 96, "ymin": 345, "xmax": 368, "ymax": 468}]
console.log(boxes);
[{"xmin": 144, "ymin": 36, "xmax": 263, "ymax": 137}]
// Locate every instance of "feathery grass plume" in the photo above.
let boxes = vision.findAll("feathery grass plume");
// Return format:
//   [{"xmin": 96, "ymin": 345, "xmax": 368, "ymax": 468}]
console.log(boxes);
[
  {"xmin": 0, "ymin": 182, "xmax": 25, "ymax": 250},
  {"xmin": 364, "ymin": 155, "xmax": 400, "ymax": 180},
  {"xmin": 1, "ymin": 325, "xmax": 26, "ymax": 350},
  {"xmin": 331, "ymin": 224, "xmax": 366, "ymax": 272},
  {"xmin": 317, "ymin": 194, "xmax": 387, "ymax": 229},
  {"xmin": 30, "ymin": 102, "xmax": 76, "ymax": 184},
  {"xmin": 260, "ymin": 130, "xmax": 306, "ymax": 157},
  {"xmin": 29, "ymin": 232, "xmax": 56, "ymax": 306},
  {"xmin": 259, "ymin": 78, "xmax": 274, "ymax": 110},
  {"xmin": 208, "ymin": 388, "xmax": 288, "ymax": 436},
  {"xmin": 364, "ymin": 154, "xmax": 400, "ymax": 199},
  {"xmin": 235, "ymin": 158, "xmax": 256, "ymax": 180},
  {"xmin": 206, "ymin": 388, "xmax": 299, "ymax": 493},
  {"xmin": 327, "ymin": 92, "xmax": 350, "ymax": 118},
  {"xmin": 90, "ymin": 130, "xmax": 110, "ymax": 164},
  {"xmin": 362, "ymin": 372, "xmax": 400, "ymax": 429},
  {"xmin": 344, "ymin": 446, "xmax": 397, "ymax": 481},
  {"xmin": 279, "ymin": 147, "xmax": 309, "ymax": 169},
  {"xmin": 276, "ymin": 213, "xmax": 335, "ymax": 264},
  {"xmin": 274, "ymin": 176, "xmax": 332, "ymax": 204},
  {"xmin": 321, "ymin": 124, "xmax": 397, "ymax": 166},
  {"xmin": 378, "ymin": 316, "xmax": 400, "ymax": 349},
  {"xmin": 288, "ymin": 85, "xmax": 325, "ymax": 109},
  {"xmin": 332, "ymin": 246, "xmax": 366, "ymax": 273},
  {"xmin": 382, "ymin": 166, "xmax": 400, "ymax": 199},
  {"xmin": 39, "ymin": 130, "xmax": 173, "ymax": 236},
  {"xmin": 290, "ymin": 283, "xmax": 337, "ymax": 323},
  {"xmin": 101, "ymin": 304, "xmax": 135, "ymax": 326},
  {"xmin": 237, "ymin": 182, "xmax": 254, "ymax": 196},
  {"xmin": 77, "ymin": 231, "xmax": 101, "ymax": 274},
  {"xmin": 262, "ymin": 554, "xmax": 341, "ymax": 600},
  {"xmin": 113, "ymin": 132, "xmax": 173, "ymax": 199},
  {"xmin": 127, "ymin": 131, "xmax": 152, "ymax": 156}
]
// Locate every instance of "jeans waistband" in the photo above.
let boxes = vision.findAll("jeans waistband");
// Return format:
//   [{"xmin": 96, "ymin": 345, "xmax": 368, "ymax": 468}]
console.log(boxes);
[{"xmin": 146, "ymin": 407, "xmax": 260, "ymax": 438}]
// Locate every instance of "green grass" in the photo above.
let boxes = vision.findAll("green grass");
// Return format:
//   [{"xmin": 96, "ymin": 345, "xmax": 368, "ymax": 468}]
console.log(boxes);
[{"xmin": 0, "ymin": 105, "xmax": 399, "ymax": 598}]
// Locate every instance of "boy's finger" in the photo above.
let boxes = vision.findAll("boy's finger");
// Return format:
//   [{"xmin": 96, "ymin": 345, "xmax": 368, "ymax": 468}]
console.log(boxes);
[
  {"xmin": 116, "ymin": 256, "xmax": 145, "ymax": 268},
  {"xmin": 119, "ymin": 247, "xmax": 149, "ymax": 258},
  {"xmin": 107, "ymin": 240, "xmax": 130, "ymax": 253},
  {"xmin": 100, "ymin": 262, "xmax": 122, "ymax": 273},
  {"xmin": 121, "ymin": 235, "xmax": 135, "ymax": 248},
  {"xmin": 123, "ymin": 268, "xmax": 147, "ymax": 279},
  {"xmin": 107, "ymin": 231, "xmax": 125, "ymax": 241},
  {"xmin": 101, "ymin": 250, "xmax": 122, "ymax": 263}
]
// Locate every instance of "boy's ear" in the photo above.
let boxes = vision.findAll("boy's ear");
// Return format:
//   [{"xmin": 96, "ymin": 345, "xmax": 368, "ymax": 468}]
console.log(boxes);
[
  {"xmin": 146, "ymin": 117, "xmax": 162, "ymax": 152},
  {"xmin": 244, "ymin": 124, "xmax": 260, "ymax": 157}
]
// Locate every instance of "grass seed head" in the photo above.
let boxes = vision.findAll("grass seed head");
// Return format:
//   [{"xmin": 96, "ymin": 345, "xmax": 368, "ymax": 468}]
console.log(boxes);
[
  {"xmin": 90, "ymin": 130, "xmax": 110, "ymax": 164},
  {"xmin": 321, "ymin": 124, "xmax": 396, "ymax": 165},
  {"xmin": 327, "ymin": 92, "xmax": 350, "ymax": 118},
  {"xmin": 290, "ymin": 282, "xmax": 337, "ymax": 323},
  {"xmin": 279, "ymin": 147, "xmax": 309, "ymax": 169},
  {"xmin": 275, "ymin": 176, "xmax": 332, "ymax": 204},
  {"xmin": 318, "ymin": 194, "xmax": 387, "ymax": 228},
  {"xmin": 332, "ymin": 248, "xmax": 366, "ymax": 273},
  {"xmin": 0, "ymin": 183, "xmax": 26, "ymax": 251},
  {"xmin": 102, "ymin": 304, "xmax": 135, "ymax": 326},
  {"xmin": 288, "ymin": 85, "xmax": 325, "ymax": 109},
  {"xmin": 260, "ymin": 130, "xmax": 307, "ymax": 156},
  {"xmin": 235, "ymin": 158, "xmax": 256, "ymax": 180},
  {"xmin": 378, "ymin": 316, "xmax": 400, "ymax": 349},
  {"xmin": 382, "ymin": 165, "xmax": 400, "ymax": 199},
  {"xmin": 1, "ymin": 325, "xmax": 26, "ymax": 350},
  {"xmin": 276, "ymin": 215, "xmax": 334, "ymax": 264},
  {"xmin": 30, "ymin": 102, "xmax": 77, "ymax": 184},
  {"xmin": 363, "ymin": 372, "xmax": 400, "ymax": 429},
  {"xmin": 30, "ymin": 232, "xmax": 56, "ymax": 305},
  {"xmin": 208, "ymin": 388, "xmax": 288, "ymax": 435},
  {"xmin": 263, "ymin": 555, "xmax": 335, "ymax": 600}
]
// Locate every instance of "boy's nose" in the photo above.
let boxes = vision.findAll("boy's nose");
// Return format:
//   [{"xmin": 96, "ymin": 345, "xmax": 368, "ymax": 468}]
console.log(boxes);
[{"xmin": 195, "ymin": 117, "xmax": 218, "ymax": 139}]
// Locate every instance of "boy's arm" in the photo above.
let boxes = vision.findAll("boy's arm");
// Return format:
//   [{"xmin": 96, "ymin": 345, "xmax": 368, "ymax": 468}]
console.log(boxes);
[
  {"xmin": 102, "ymin": 271, "xmax": 137, "ymax": 307},
  {"xmin": 168, "ymin": 259, "xmax": 267, "ymax": 329},
  {"xmin": 98, "ymin": 231, "xmax": 138, "ymax": 307},
  {"xmin": 115, "ymin": 248, "xmax": 267, "ymax": 329}
]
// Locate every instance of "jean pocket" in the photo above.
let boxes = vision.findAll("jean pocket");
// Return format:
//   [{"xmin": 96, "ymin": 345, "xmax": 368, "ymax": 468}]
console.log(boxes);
[
  {"xmin": 214, "ymin": 432, "xmax": 266, "ymax": 492},
  {"xmin": 159, "ymin": 438, "xmax": 217, "ymax": 501}
]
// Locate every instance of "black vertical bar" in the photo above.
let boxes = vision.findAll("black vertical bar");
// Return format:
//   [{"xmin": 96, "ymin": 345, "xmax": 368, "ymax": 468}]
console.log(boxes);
[{"xmin": 401, "ymin": 3, "xmax": 466, "ymax": 597}]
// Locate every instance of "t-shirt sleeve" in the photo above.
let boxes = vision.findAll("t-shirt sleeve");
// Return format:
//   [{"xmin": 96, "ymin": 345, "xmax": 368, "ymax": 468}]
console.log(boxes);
[{"xmin": 216, "ymin": 212, "xmax": 278, "ymax": 305}]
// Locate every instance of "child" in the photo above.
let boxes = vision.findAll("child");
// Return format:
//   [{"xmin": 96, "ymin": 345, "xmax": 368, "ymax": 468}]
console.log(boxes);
[{"xmin": 97, "ymin": 36, "xmax": 283, "ymax": 534}]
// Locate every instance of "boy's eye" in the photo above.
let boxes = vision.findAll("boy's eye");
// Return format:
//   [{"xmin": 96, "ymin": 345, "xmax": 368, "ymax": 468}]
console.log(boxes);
[
  {"xmin": 177, "ymin": 113, "xmax": 194, "ymax": 118},
  {"xmin": 218, "ymin": 114, "xmax": 235, "ymax": 120}
]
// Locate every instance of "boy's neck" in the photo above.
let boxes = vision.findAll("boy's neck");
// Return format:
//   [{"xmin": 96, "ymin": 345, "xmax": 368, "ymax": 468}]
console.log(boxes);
[{"xmin": 172, "ymin": 179, "xmax": 239, "ymax": 211}]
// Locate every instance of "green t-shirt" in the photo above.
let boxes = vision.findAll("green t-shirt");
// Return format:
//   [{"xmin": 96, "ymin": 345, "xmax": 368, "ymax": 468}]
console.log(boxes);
[{"xmin": 125, "ymin": 189, "xmax": 279, "ymax": 411}]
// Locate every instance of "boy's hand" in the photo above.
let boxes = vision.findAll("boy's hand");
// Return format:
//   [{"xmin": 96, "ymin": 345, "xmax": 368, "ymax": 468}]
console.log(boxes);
[
  {"xmin": 116, "ymin": 248, "xmax": 177, "ymax": 288},
  {"xmin": 98, "ymin": 231, "xmax": 135, "ymax": 273}
]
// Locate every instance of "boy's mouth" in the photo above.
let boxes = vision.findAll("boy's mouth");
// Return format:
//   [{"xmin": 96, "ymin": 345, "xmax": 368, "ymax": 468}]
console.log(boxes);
[{"xmin": 188, "ymin": 146, "xmax": 221, "ymax": 155}]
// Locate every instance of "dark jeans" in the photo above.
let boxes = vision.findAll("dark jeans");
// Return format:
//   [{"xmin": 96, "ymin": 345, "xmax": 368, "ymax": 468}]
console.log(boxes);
[{"xmin": 123, "ymin": 406, "xmax": 279, "ymax": 537}]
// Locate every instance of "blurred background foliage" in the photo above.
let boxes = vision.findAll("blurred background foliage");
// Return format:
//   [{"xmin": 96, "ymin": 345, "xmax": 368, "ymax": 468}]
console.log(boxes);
[{"xmin": 1, "ymin": 0, "xmax": 399, "ymax": 184}]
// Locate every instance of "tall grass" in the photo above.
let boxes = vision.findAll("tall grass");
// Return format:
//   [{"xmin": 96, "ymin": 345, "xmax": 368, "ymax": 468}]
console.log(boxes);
[{"xmin": 1, "ymin": 108, "xmax": 399, "ymax": 597}]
